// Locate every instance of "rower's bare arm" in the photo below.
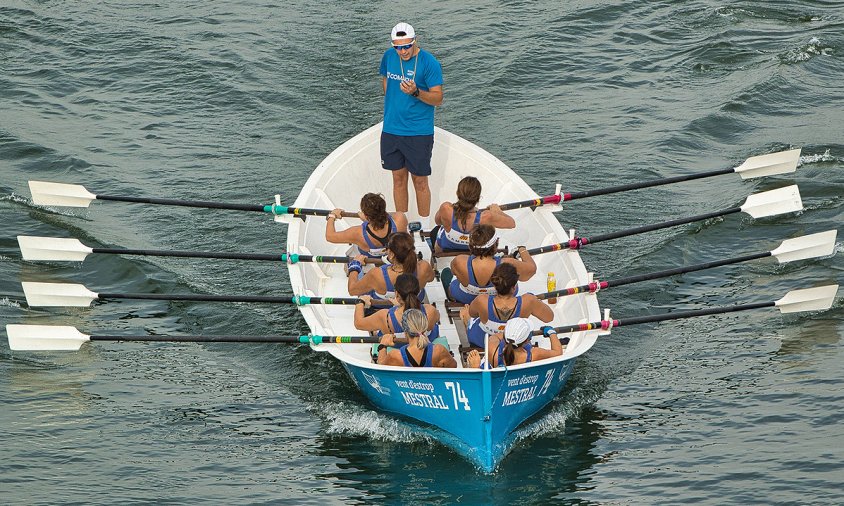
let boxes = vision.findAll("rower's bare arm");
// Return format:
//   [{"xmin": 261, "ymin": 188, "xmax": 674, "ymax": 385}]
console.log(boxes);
[
  {"xmin": 348, "ymin": 264, "xmax": 376, "ymax": 295},
  {"xmin": 509, "ymin": 248, "xmax": 537, "ymax": 280},
  {"xmin": 436, "ymin": 345, "xmax": 457, "ymax": 368},
  {"xmin": 434, "ymin": 202, "xmax": 450, "ymax": 227},
  {"xmin": 353, "ymin": 299, "xmax": 384, "ymax": 332},
  {"xmin": 482, "ymin": 205, "xmax": 516, "ymax": 229},
  {"xmin": 529, "ymin": 295, "xmax": 555, "ymax": 322}
]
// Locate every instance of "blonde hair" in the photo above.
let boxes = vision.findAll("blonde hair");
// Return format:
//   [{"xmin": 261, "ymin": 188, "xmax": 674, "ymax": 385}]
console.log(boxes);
[{"xmin": 401, "ymin": 308, "xmax": 429, "ymax": 349}]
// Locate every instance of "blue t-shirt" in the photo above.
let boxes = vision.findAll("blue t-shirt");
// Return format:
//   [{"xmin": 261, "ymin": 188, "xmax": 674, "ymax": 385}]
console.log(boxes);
[{"xmin": 379, "ymin": 48, "xmax": 443, "ymax": 136}]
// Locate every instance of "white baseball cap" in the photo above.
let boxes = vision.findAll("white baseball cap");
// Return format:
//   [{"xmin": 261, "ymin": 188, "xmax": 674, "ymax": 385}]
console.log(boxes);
[
  {"xmin": 391, "ymin": 22, "xmax": 415, "ymax": 41},
  {"xmin": 504, "ymin": 318, "xmax": 533, "ymax": 346}
]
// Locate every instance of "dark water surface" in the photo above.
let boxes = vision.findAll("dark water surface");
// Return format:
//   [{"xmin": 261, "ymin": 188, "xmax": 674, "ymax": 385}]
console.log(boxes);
[{"xmin": 2, "ymin": 1, "xmax": 843, "ymax": 504}]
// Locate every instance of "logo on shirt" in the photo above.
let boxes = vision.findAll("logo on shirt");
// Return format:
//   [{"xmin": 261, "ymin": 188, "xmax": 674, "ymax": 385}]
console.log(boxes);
[{"xmin": 386, "ymin": 71, "xmax": 411, "ymax": 82}]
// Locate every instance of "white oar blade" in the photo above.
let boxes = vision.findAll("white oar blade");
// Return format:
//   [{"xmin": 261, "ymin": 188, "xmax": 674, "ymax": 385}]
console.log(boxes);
[
  {"xmin": 735, "ymin": 148, "xmax": 801, "ymax": 179},
  {"xmin": 740, "ymin": 185, "xmax": 802, "ymax": 218},
  {"xmin": 771, "ymin": 230, "xmax": 838, "ymax": 264},
  {"xmin": 775, "ymin": 285, "xmax": 839, "ymax": 314},
  {"xmin": 28, "ymin": 180, "xmax": 97, "ymax": 208},
  {"xmin": 6, "ymin": 324, "xmax": 90, "ymax": 351},
  {"xmin": 22, "ymin": 282, "xmax": 99, "ymax": 307},
  {"xmin": 18, "ymin": 236, "xmax": 93, "ymax": 262}
]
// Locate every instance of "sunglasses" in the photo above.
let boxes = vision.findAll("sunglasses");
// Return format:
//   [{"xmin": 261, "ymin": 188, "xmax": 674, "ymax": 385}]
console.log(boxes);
[{"xmin": 392, "ymin": 41, "xmax": 415, "ymax": 51}]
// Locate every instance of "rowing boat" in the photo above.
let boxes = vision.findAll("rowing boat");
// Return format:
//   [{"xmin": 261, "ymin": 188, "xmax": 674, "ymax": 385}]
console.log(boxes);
[
  {"xmin": 11, "ymin": 123, "xmax": 837, "ymax": 473},
  {"xmin": 278, "ymin": 123, "xmax": 601, "ymax": 471}
]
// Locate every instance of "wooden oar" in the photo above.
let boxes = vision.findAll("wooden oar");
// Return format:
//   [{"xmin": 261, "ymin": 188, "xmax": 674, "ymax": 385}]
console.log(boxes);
[
  {"xmin": 560, "ymin": 148, "xmax": 801, "ymax": 202},
  {"xmin": 17, "ymin": 236, "xmax": 384, "ymax": 265},
  {"xmin": 20, "ymin": 282, "xmax": 391, "ymax": 308},
  {"xmin": 27, "ymin": 181, "xmax": 358, "ymax": 218},
  {"xmin": 5, "ymin": 325, "xmax": 397, "ymax": 351},
  {"xmin": 522, "ymin": 185, "xmax": 802, "ymax": 256},
  {"xmin": 537, "ymin": 230, "xmax": 838, "ymax": 300},
  {"xmin": 539, "ymin": 284, "xmax": 838, "ymax": 336}
]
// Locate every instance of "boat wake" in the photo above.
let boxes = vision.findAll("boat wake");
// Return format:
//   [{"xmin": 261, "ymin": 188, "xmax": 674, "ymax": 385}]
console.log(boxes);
[{"xmin": 315, "ymin": 400, "xmax": 434, "ymax": 444}]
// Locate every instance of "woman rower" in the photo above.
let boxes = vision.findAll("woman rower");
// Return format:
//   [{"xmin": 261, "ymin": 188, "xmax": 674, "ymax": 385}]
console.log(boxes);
[
  {"xmin": 448, "ymin": 224, "xmax": 537, "ymax": 304},
  {"xmin": 347, "ymin": 232, "xmax": 435, "ymax": 301},
  {"xmin": 466, "ymin": 318, "xmax": 566, "ymax": 369},
  {"xmin": 433, "ymin": 176, "xmax": 515, "ymax": 252},
  {"xmin": 462, "ymin": 262, "xmax": 553, "ymax": 348},
  {"xmin": 377, "ymin": 309, "xmax": 456, "ymax": 368},
  {"xmin": 354, "ymin": 273, "xmax": 445, "ymax": 349},
  {"xmin": 326, "ymin": 193, "xmax": 408, "ymax": 260}
]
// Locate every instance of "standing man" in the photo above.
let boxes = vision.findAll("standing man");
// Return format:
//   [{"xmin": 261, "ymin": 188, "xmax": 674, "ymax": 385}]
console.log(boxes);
[{"xmin": 379, "ymin": 22, "xmax": 443, "ymax": 230}]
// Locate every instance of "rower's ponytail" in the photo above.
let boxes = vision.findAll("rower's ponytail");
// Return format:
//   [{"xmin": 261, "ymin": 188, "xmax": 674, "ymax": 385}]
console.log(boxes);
[
  {"xmin": 395, "ymin": 273, "xmax": 422, "ymax": 310},
  {"xmin": 388, "ymin": 232, "xmax": 417, "ymax": 275},
  {"xmin": 401, "ymin": 308, "xmax": 429, "ymax": 349},
  {"xmin": 502, "ymin": 341, "xmax": 516, "ymax": 366},
  {"xmin": 453, "ymin": 176, "xmax": 481, "ymax": 230}
]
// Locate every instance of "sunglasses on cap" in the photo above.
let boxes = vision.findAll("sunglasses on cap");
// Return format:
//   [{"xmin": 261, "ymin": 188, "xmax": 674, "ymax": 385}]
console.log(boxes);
[{"xmin": 392, "ymin": 41, "xmax": 415, "ymax": 51}]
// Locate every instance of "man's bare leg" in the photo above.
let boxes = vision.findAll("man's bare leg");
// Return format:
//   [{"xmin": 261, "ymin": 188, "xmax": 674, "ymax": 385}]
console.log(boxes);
[
  {"xmin": 411, "ymin": 173, "xmax": 431, "ymax": 219},
  {"xmin": 391, "ymin": 168, "xmax": 409, "ymax": 213}
]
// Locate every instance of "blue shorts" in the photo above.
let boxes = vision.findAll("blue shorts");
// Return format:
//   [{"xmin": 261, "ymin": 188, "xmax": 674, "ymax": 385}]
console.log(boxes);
[{"xmin": 381, "ymin": 132, "xmax": 433, "ymax": 177}]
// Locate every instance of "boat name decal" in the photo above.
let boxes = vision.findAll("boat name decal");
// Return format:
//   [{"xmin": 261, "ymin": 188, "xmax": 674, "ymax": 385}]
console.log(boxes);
[
  {"xmin": 400, "ymin": 391, "xmax": 450, "ymax": 410},
  {"xmin": 394, "ymin": 379, "xmax": 434, "ymax": 392},
  {"xmin": 507, "ymin": 374, "xmax": 538, "ymax": 387},
  {"xmin": 502, "ymin": 386, "xmax": 537, "ymax": 406}
]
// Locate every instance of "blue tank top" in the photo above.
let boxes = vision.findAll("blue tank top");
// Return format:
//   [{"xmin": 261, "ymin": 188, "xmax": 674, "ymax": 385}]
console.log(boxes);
[
  {"xmin": 436, "ymin": 210, "xmax": 482, "ymax": 250},
  {"xmin": 368, "ymin": 265, "xmax": 427, "ymax": 302},
  {"xmin": 399, "ymin": 344, "xmax": 434, "ymax": 367},
  {"xmin": 359, "ymin": 216, "xmax": 397, "ymax": 259}
]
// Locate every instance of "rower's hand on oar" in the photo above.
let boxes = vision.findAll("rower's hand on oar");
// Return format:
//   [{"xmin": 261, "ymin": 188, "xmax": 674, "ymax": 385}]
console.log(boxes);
[
  {"xmin": 327, "ymin": 208, "xmax": 343, "ymax": 221},
  {"xmin": 379, "ymin": 333, "xmax": 396, "ymax": 347},
  {"xmin": 359, "ymin": 295, "xmax": 373, "ymax": 309},
  {"xmin": 489, "ymin": 203, "xmax": 503, "ymax": 214},
  {"xmin": 345, "ymin": 257, "xmax": 363, "ymax": 277}
]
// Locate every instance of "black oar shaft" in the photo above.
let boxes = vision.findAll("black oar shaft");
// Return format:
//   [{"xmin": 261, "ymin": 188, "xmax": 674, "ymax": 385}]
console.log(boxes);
[
  {"xmin": 586, "ymin": 207, "xmax": 742, "ymax": 245},
  {"xmin": 98, "ymin": 293, "xmax": 364, "ymax": 305},
  {"xmin": 526, "ymin": 206, "xmax": 742, "ymax": 255},
  {"xmin": 563, "ymin": 167, "xmax": 735, "ymax": 201},
  {"xmin": 97, "ymin": 194, "xmax": 267, "ymax": 212},
  {"xmin": 89, "ymin": 334, "xmax": 384, "ymax": 344},
  {"xmin": 90, "ymin": 247, "xmax": 381, "ymax": 265},
  {"xmin": 607, "ymin": 251, "xmax": 770, "ymax": 288},
  {"xmin": 549, "ymin": 300, "xmax": 775, "ymax": 334},
  {"xmin": 93, "ymin": 247, "xmax": 282, "ymax": 261},
  {"xmin": 538, "ymin": 250, "xmax": 772, "ymax": 300}
]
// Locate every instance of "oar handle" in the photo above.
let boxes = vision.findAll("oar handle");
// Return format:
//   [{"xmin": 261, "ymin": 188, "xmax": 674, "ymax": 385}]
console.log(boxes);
[
  {"xmin": 494, "ymin": 195, "xmax": 562, "ymax": 211},
  {"xmin": 562, "ymin": 167, "xmax": 735, "ymax": 201},
  {"xmin": 523, "ymin": 206, "xmax": 742, "ymax": 256},
  {"xmin": 266, "ymin": 206, "xmax": 357, "ymax": 218}
]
